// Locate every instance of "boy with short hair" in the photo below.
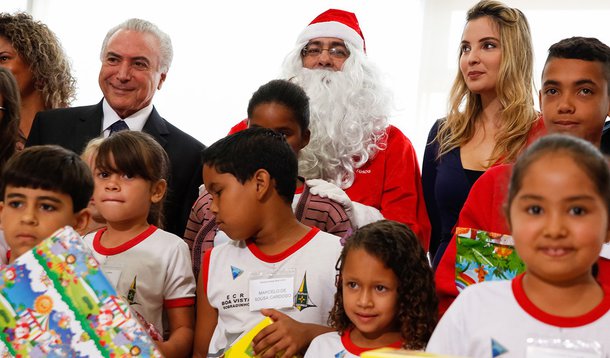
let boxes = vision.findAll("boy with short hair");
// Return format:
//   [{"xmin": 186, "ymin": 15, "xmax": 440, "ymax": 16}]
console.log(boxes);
[
  {"xmin": 193, "ymin": 127, "xmax": 341, "ymax": 358},
  {"xmin": 184, "ymin": 79, "xmax": 352, "ymax": 279},
  {"xmin": 435, "ymin": 36, "xmax": 610, "ymax": 314},
  {"xmin": 0, "ymin": 145, "xmax": 93, "ymax": 263}
]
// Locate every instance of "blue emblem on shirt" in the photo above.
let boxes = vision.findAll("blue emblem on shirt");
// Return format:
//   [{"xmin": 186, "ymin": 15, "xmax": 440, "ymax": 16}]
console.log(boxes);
[
  {"xmin": 491, "ymin": 338, "xmax": 508, "ymax": 357},
  {"xmin": 230, "ymin": 265, "xmax": 243, "ymax": 280}
]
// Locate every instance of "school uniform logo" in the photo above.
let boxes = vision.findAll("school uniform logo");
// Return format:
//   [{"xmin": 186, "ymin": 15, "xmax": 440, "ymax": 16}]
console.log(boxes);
[
  {"xmin": 491, "ymin": 338, "xmax": 508, "ymax": 357},
  {"xmin": 294, "ymin": 273, "xmax": 316, "ymax": 311},
  {"xmin": 125, "ymin": 276, "xmax": 140, "ymax": 305},
  {"xmin": 231, "ymin": 265, "xmax": 243, "ymax": 280}
]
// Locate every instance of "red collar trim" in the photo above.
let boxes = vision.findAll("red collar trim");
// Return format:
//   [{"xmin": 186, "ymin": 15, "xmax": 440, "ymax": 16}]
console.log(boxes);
[
  {"xmin": 246, "ymin": 227, "xmax": 319, "ymax": 263},
  {"xmin": 93, "ymin": 225, "xmax": 157, "ymax": 256},
  {"xmin": 513, "ymin": 273, "xmax": 610, "ymax": 327},
  {"xmin": 340, "ymin": 328, "xmax": 403, "ymax": 355}
]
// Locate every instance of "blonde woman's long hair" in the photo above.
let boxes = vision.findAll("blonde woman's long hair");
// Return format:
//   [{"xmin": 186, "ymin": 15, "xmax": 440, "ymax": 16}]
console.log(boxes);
[{"xmin": 436, "ymin": 0, "xmax": 538, "ymax": 166}]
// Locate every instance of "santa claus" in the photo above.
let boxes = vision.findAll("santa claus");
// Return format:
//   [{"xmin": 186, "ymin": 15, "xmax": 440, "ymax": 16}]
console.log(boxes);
[{"xmin": 232, "ymin": 9, "xmax": 430, "ymax": 247}]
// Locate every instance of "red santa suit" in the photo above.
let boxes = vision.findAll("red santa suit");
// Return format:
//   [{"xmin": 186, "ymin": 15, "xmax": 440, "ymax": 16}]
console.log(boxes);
[{"xmin": 229, "ymin": 120, "xmax": 430, "ymax": 249}]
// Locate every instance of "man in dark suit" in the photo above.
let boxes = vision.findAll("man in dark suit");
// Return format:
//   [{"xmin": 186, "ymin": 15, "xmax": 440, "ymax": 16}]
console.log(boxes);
[{"xmin": 27, "ymin": 18, "xmax": 204, "ymax": 237}]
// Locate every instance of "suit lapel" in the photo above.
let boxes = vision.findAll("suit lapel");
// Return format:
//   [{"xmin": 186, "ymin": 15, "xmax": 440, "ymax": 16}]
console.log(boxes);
[
  {"xmin": 63, "ymin": 101, "xmax": 104, "ymax": 153},
  {"xmin": 142, "ymin": 106, "xmax": 168, "ymax": 147},
  {"xmin": 78, "ymin": 101, "xmax": 104, "ymax": 136}
]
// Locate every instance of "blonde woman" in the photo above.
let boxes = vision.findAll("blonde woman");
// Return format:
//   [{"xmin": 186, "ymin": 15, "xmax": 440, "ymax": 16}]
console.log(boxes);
[{"xmin": 422, "ymin": 0, "xmax": 542, "ymax": 266}]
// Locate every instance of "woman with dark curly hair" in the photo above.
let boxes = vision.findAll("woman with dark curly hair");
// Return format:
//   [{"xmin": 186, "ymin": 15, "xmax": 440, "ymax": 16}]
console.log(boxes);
[
  {"xmin": 0, "ymin": 67, "xmax": 19, "ymax": 165},
  {"xmin": 305, "ymin": 220, "xmax": 438, "ymax": 356},
  {"xmin": 0, "ymin": 12, "xmax": 76, "ymax": 147}
]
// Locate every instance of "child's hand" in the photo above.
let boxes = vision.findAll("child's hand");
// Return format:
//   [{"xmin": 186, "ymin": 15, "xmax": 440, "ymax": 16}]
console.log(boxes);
[{"xmin": 251, "ymin": 309, "xmax": 306, "ymax": 358}]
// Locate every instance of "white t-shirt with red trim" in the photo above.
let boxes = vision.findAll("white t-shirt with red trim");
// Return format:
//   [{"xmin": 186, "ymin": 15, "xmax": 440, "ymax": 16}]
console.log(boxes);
[
  {"xmin": 427, "ymin": 273, "xmax": 610, "ymax": 357},
  {"xmin": 203, "ymin": 227, "xmax": 342, "ymax": 356},
  {"xmin": 83, "ymin": 225, "xmax": 196, "ymax": 332},
  {"xmin": 305, "ymin": 329, "xmax": 403, "ymax": 358},
  {"xmin": 212, "ymin": 185, "xmax": 306, "ymax": 248}
]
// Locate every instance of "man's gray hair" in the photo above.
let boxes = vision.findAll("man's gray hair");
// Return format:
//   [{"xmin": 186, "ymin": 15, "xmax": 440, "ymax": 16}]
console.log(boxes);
[{"xmin": 100, "ymin": 18, "xmax": 173, "ymax": 72}]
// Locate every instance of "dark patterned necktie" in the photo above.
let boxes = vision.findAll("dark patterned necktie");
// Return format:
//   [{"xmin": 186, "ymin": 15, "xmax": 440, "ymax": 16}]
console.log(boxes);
[{"xmin": 109, "ymin": 120, "xmax": 129, "ymax": 135}]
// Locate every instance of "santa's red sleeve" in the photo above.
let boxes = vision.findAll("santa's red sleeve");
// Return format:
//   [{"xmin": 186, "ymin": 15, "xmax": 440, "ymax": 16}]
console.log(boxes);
[{"xmin": 345, "ymin": 125, "xmax": 431, "ymax": 249}]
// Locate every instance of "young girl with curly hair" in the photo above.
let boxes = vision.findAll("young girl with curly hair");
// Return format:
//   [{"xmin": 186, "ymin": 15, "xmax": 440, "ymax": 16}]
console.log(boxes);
[{"xmin": 305, "ymin": 220, "xmax": 438, "ymax": 356}]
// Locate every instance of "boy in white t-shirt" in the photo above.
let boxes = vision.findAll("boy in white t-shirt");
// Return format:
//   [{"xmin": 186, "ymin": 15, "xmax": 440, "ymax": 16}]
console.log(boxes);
[{"xmin": 193, "ymin": 127, "xmax": 342, "ymax": 358}]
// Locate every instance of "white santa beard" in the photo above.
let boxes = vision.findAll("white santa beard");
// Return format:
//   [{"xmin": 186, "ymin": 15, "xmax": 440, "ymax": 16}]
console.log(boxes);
[{"xmin": 289, "ymin": 65, "xmax": 390, "ymax": 189}]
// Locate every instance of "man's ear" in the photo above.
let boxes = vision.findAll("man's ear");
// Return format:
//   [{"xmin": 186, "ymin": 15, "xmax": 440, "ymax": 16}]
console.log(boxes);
[
  {"xmin": 157, "ymin": 72, "xmax": 167, "ymax": 90},
  {"xmin": 73, "ymin": 208, "xmax": 91, "ymax": 233},
  {"xmin": 150, "ymin": 179, "xmax": 168, "ymax": 204},
  {"xmin": 253, "ymin": 169, "xmax": 272, "ymax": 200}
]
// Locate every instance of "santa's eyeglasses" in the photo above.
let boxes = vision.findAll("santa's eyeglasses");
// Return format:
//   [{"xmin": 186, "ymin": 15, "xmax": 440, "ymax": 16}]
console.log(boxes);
[{"xmin": 301, "ymin": 45, "xmax": 350, "ymax": 59}]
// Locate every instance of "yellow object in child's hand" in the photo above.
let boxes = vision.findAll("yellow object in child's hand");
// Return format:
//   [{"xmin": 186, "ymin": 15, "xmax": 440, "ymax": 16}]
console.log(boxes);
[
  {"xmin": 224, "ymin": 317, "xmax": 302, "ymax": 358},
  {"xmin": 224, "ymin": 317, "xmax": 272, "ymax": 357}
]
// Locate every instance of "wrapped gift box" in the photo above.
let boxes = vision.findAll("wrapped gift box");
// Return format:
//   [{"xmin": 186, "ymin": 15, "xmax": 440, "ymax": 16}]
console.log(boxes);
[
  {"xmin": 455, "ymin": 227, "xmax": 525, "ymax": 292},
  {"xmin": 0, "ymin": 226, "xmax": 162, "ymax": 357}
]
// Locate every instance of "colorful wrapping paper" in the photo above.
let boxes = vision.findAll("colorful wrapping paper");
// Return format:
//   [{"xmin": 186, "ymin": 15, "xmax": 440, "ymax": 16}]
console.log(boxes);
[
  {"xmin": 0, "ymin": 226, "xmax": 162, "ymax": 357},
  {"xmin": 454, "ymin": 227, "xmax": 525, "ymax": 292}
]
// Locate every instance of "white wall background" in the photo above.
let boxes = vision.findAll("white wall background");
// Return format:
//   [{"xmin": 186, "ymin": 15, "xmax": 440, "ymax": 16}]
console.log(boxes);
[{"xmin": 5, "ymin": 0, "xmax": 610, "ymax": 162}]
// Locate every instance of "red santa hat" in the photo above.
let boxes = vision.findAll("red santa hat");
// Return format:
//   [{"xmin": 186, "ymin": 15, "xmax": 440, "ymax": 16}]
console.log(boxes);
[{"xmin": 296, "ymin": 9, "xmax": 366, "ymax": 52}]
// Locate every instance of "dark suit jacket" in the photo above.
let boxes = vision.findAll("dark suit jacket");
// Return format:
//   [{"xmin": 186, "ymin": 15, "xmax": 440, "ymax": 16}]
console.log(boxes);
[{"xmin": 26, "ymin": 101, "xmax": 205, "ymax": 237}]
